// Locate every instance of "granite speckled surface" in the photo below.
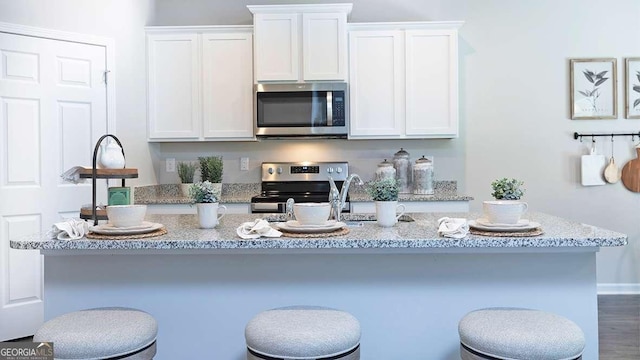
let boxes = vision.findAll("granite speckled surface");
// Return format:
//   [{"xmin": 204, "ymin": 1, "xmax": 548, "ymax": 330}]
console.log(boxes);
[
  {"xmin": 11, "ymin": 212, "xmax": 626, "ymax": 251},
  {"xmin": 134, "ymin": 181, "xmax": 472, "ymax": 205},
  {"xmin": 135, "ymin": 183, "xmax": 260, "ymax": 204}
]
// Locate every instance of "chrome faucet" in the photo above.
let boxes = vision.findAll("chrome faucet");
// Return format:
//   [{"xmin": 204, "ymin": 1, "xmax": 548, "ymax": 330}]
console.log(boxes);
[{"xmin": 328, "ymin": 174, "xmax": 363, "ymax": 221}]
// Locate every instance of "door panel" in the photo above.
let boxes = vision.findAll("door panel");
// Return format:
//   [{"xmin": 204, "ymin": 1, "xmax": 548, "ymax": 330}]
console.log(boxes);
[{"xmin": 0, "ymin": 31, "xmax": 107, "ymax": 340}]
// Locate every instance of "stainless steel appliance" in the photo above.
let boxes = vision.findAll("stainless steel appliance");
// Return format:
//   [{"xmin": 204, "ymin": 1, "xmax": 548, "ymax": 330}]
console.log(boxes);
[
  {"xmin": 254, "ymin": 83, "xmax": 348, "ymax": 138},
  {"xmin": 251, "ymin": 162, "xmax": 350, "ymax": 213}
]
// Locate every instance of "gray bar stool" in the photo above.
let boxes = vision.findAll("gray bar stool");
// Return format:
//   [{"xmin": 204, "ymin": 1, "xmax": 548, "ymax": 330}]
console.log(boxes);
[
  {"xmin": 458, "ymin": 307, "xmax": 585, "ymax": 360},
  {"xmin": 33, "ymin": 307, "xmax": 157, "ymax": 360},
  {"xmin": 245, "ymin": 305, "xmax": 361, "ymax": 360}
]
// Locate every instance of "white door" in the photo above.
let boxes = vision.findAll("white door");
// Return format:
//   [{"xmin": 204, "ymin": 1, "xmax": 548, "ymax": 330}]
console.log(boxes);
[{"xmin": 0, "ymin": 31, "xmax": 107, "ymax": 340}]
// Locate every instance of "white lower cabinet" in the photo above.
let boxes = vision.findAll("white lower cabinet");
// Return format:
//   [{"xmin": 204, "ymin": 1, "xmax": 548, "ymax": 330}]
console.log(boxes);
[
  {"xmin": 146, "ymin": 203, "xmax": 251, "ymax": 215},
  {"xmin": 348, "ymin": 22, "xmax": 463, "ymax": 139},
  {"xmin": 146, "ymin": 26, "xmax": 255, "ymax": 142},
  {"xmin": 351, "ymin": 201, "xmax": 469, "ymax": 214}
]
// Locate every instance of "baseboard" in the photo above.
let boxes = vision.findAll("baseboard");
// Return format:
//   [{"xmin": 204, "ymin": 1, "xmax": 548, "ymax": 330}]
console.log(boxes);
[{"xmin": 597, "ymin": 283, "xmax": 640, "ymax": 295}]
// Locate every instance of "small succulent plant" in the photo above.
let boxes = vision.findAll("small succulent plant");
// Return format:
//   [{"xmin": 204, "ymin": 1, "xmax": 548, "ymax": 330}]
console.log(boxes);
[
  {"xmin": 189, "ymin": 181, "xmax": 218, "ymax": 203},
  {"xmin": 367, "ymin": 177, "xmax": 400, "ymax": 201},
  {"xmin": 491, "ymin": 178, "xmax": 525, "ymax": 200}
]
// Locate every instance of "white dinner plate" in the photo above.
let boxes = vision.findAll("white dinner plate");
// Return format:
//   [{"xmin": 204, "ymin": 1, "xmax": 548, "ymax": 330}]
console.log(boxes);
[
  {"xmin": 285, "ymin": 220, "xmax": 337, "ymax": 229},
  {"xmin": 468, "ymin": 220, "xmax": 540, "ymax": 232},
  {"xmin": 276, "ymin": 221, "xmax": 346, "ymax": 234},
  {"xmin": 89, "ymin": 222, "xmax": 164, "ymax": 235},
  {"xmin": 475, "ymin": 218, "xmax": 530, "ymax": 228}
]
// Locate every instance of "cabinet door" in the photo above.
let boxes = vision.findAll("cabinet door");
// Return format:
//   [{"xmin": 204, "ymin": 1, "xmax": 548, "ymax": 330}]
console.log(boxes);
[
  {"xmin": 254, "ymin": 13, "xmax": 299, "ymax": 81},
  {"xmin": 405, "ymin": 29, "xmax": 458, "ymax": 138},
  {"xmin": 147, "ymin": 33, "xmax": 201, "ymax": 139},
  {"xmin": 348, "ymin": 30, "xmax": 404, "ymax": 138},
  {"xmin": 202, "ymin": 32, "xmax": 255, "ymax": 140},
  {"xmin": 302, "ymin": 12, "xmax": 347, "ymax": 81}
]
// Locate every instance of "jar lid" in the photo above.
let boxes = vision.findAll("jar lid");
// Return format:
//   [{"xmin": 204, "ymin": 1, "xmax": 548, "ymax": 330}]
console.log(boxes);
[
  {"xmin": 415, "ymin": 155, "xmax": 432, "ymax": 164},
  {"xmin": 394, "ymin": 147, "xmax": 410, "ymax": 157},
  {"xmin": 378, "ymin": 159, "xmax": 393, "ymax": 167}
]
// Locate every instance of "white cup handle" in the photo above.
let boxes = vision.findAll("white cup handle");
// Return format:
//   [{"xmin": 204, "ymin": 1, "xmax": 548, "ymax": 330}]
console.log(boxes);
[
  {"xmin": 395, "ymin": 204, "xmax": 406, "ymax": 221},
  {"xmin": 217, "ymin": 205, "xmax": 227, "ymax": 221},
  {"xmin": 521, "ymin": 202, "xmax": 528, "ymax": 214}
]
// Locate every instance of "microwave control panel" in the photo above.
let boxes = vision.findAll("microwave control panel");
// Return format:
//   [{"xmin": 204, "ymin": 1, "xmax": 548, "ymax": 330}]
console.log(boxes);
[{"xmin": 332, "ymin": 92, "xmax": 346, "ymax": 126}]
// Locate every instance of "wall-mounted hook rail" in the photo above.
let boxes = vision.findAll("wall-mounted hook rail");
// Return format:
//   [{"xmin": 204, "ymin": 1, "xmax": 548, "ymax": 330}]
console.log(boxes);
[{"xmin": 573, "ymin": 131, "xmax": 640, "ymax": 141}]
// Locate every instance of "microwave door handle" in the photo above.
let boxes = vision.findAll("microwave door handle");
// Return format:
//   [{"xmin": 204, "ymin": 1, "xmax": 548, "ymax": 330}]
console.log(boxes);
[{"xmin": 326, "ymin": 91, "xmax": 333, "ymax": 126}]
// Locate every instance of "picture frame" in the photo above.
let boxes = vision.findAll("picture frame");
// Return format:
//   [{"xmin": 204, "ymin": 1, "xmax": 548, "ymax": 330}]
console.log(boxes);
[
  {"xmin": 570, "ymin": 58, "xmax": 617, "ymax": 119},
  {"xmin": 625, "ymin": 58, "xmax": 640, "ymax": 119}
]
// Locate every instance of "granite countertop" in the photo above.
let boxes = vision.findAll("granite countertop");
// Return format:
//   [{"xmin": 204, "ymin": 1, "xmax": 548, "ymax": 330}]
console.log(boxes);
[
  {"xmin": 11, "ymin": 212, "xmax": 627, "ymax": 251},
  {"xmin": 134, "ymin": 181, "xmax": 473, "ymax": 205}
]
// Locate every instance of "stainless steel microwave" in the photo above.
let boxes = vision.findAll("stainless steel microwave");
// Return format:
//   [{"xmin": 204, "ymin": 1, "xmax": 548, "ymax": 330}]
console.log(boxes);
[{"xmin": 255, "ymin": 83, "xmax": 348, "ymax": 138}]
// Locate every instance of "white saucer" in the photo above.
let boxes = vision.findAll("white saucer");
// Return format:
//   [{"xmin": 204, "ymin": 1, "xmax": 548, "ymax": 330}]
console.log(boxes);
[
  {"xmin": 276, "ymin": 221, "xmax": 345, "ymax": 233},
  {"xmin": 285, "ymin": 220, "xmax": 337, "ymax": 229},
  {"xmin": 90, "ymin": 222, "xmax": 163, "ymax": 235},
  {"xmin": 475, "ymin": 218, "xmax": 530, "ymax": 228},
  {"xmin": 468, "ymin": 220, "xmax": 540, "ymax": 232}
]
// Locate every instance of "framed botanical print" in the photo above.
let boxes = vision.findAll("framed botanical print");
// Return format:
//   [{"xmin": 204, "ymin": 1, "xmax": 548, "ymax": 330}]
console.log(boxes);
[
  {"xmin": 625, "ymin": 58, "xmax": 640, "ymax": 119},
  {"xmin": 570, "ymin": 58, "xmax": 617, "ymax": 119}
]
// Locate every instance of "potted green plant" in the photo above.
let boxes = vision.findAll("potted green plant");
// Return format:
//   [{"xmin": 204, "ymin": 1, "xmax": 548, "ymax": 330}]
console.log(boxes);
[
  {"xmin": 366, "ymin": 178, "xmax": 406, "ymax": 227},
  {"xmin": 177, "ymin": 161, "xmax": 197, "ymax": 197},
  {"xmin": 484, "ymin": 178, "xmax": 528, "ymax": 224},
  {"xmin": 188, "ymin": 181, "xmax": 226, "ymax": 229},
  {"xmin": 198, "ymin": 156, "xmax": 223, "ymax": 200},
  {"xmin": 490, "ymin": 178, "xmax": 525, "ymax": 200}
]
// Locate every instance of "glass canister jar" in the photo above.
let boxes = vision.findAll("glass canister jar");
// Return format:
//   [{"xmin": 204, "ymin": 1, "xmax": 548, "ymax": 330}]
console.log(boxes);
[
  {"xmin": 392, "ymin": 148, "xmax": 411, "ymax": 193},
  {"xmin": 413, "ymin": 155, "xmax": 434, "ymax": 195},
  {"xmin": 375, "ymin": 159, "xmax": 396, "ymax": 181}
]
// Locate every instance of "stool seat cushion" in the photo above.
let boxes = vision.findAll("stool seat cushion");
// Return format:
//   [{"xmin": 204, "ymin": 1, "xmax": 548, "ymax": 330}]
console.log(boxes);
[
  {"xmin": 458, "ymin": 308, "xmax": 585, "ymax": 360},
  {"xmin": 33, "ymin": 307, "xmax": 157, "ymax": 360},
  {"xmin": 245, "ymin": 306, "xmax": 361, "ymax": 358}
]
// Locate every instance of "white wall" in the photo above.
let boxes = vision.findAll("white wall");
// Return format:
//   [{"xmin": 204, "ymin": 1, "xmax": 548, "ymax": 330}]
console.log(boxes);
[{"xmin": 1, "ymin": 0, "xmax": 637, "ymax": 288}]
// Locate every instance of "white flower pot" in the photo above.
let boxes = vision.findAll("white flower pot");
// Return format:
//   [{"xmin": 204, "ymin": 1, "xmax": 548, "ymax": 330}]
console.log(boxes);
[
  {"xmin": 196, "ymin": 202, "xmax": 226, "ymax": 229},
  {"xmin": 375, "ymin": 201, "xmax": 406, "ymax": 227}
]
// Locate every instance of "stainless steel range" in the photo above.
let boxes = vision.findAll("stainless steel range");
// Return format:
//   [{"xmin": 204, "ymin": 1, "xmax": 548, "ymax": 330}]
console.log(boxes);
[{"xmin": 250, "ymin": 162, "xmax": 350, "ymax": 213}]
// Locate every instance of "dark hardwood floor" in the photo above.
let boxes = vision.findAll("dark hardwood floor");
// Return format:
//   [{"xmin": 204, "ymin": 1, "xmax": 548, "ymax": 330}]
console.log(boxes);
[
  {"xmin": 6, "ymin": 295, "xmax": 640, "ymax": 359},
  {"xmin": 598, "ymin": 295, "xmax": 640, "ymax": 360}
]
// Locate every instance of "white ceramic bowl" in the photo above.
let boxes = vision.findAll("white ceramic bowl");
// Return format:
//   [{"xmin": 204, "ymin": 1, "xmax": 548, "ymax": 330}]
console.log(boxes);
[
  {"xmin": 293, "ymin": 203, "xmax": 331, "ymax": 225},
  {"xmin": 106, "ymin": 205, "xmax": 147, "ymax": 228}
]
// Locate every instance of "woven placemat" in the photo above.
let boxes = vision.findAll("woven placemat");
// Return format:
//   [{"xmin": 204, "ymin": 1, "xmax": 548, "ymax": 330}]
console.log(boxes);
[
  {"xmin": 279, "ymin": 227, "xmax": 350, "ymax": 238},
  {"xmin": 470, "ymin": 227, "xmax": 543, "ymax": 237},
  {"xmin": 86, "ymin": 227, "xmax": 167, "ymax": 240}
]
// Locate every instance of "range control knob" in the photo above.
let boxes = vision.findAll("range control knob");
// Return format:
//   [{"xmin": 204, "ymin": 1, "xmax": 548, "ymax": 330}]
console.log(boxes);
[
  {"xmin": 277, "ymin": 167, "xmax": 283, "ymax": 174},
  {"xmin": 327, "ymin": 167, "xmax": 334, "ymax": 173},
  {"xmin": 268, "ymin": 167, "xmax": 274, "ymax": 175},
  {"xmin": 336, "ymin": 167, "xmax": 343, "ymax": 174}
]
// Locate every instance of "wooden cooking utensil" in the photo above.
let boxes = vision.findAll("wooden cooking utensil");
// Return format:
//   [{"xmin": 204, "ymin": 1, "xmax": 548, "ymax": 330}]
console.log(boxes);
[
  {"xmin": 621, "ymin": 145, "xmax": 640, "ymax": 192},
  {"xmin": 604, "ymin": 137, "xmax": 620, "ymax": 184}
]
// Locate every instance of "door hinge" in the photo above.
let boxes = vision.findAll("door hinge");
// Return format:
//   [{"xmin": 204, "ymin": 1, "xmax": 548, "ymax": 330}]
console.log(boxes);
[{"xmin": 104, "ymin": 70, "xmax": 111, "ymax": 84}]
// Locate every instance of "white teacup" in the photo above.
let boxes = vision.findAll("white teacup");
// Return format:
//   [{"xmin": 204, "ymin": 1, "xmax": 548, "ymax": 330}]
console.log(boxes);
[
  {"xmin": 293, "ymin": 203, "xmax": 331, "ymax": 225},
  {"xmin": 483, "ymin": 200, "xmax": 528, "ymax": 224},
  {"xmin": 375, "ymin": 201, "xmax": 406, "ymax": 227},
  {"xmin": 196, "ymin": 203, "xmax": 226, "ymax": 229}
]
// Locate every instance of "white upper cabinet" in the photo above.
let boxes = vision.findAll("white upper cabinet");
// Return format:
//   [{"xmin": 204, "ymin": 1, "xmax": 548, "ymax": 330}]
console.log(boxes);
[
  {"xmin": 146, "ymin": 27, "xmax": 255, "ymax": 141},
  {"xmin": 248, "ymin": 4, "xmax": 352, "ymax": 82},
  {"xmin": 348, "ymin": 22, "xmax": 463, "ymax": 139},
  {"xmin": 147, "ymin": 33, "xmax": 201, "ymax": 139}
]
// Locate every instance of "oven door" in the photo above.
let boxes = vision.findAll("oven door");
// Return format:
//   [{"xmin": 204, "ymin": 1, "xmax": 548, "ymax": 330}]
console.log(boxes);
[{"xmin": 255, "ymin": 83, "xmax": 348, "ymax": 138}]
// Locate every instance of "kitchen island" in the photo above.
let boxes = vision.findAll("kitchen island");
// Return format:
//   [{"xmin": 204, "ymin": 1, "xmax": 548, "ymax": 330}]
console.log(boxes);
[{"xmin": 11, "ymin": 213, "xmax": 626, "ymax": 360}]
